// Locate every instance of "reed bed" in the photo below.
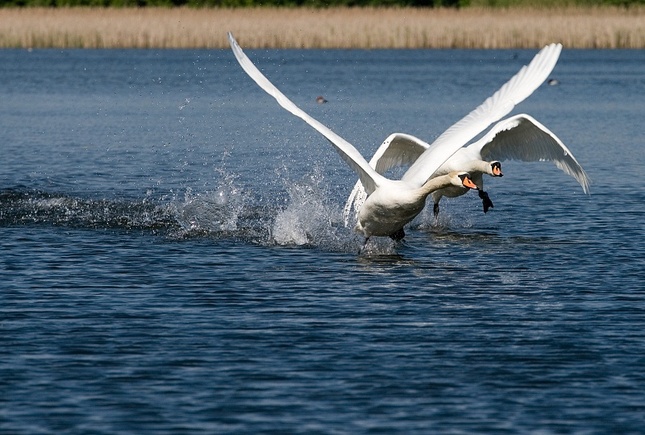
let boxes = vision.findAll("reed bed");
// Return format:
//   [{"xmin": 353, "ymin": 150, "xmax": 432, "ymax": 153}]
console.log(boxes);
[{"xmin": 0, "ymin": 6, "xmax": 644, "ymax": 49}]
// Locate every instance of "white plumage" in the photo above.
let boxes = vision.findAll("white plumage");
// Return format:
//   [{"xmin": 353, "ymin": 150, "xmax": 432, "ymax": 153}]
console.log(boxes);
[
  {"xmin": 228, "ymin": 33, "xmax": 564, "ymax": 243},
  {"xmin": 344, "ymin": 114, "xmax": 590, "ymax": 224}
]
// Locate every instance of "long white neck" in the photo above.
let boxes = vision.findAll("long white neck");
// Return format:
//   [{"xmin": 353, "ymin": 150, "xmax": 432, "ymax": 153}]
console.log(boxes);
[
  {"xmin": 416, "ymin": 174, "xmax": 458, "ymax": 198},
  {"xmin": 471, "ymin": 160, "xmax": 494, "ymax": 175}
]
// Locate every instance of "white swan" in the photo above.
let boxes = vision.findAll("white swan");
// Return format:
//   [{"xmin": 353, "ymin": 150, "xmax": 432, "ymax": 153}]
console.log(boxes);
[
  {"xmin": 227, "ymin": 32, "xmax": 561, "ymax": 243},
  {"xmin": 343, "ymin": 114, "xmax": 590, "ymax": 224},
  {"xmin": 356, "ymin": 171, "xmax": 478, "ymax": 241}
]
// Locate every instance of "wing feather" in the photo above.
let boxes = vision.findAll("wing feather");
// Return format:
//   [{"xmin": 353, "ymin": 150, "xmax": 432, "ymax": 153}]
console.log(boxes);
[
  {"xmin": 227, "ymin": 32, "xmax": 384, "ymax": 195},
  {"xmin": 403, "ymin": 43, "xmax": 563, "ymax": 187},
  {"xmin": 476, "ymin": 114, "xmax": 590, "ymax": 193}
]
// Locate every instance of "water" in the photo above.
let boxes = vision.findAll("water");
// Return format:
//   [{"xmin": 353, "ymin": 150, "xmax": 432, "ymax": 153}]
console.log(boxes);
[{"xmin": 1, "ymin": 47, "xmax": 644, "ymax": 434}]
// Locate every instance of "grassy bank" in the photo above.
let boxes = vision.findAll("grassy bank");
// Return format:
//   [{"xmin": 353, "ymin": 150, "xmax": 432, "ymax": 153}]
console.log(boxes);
[{"xmin": 0, "ymin": 6, "xmax": 644, "ymax": 49}]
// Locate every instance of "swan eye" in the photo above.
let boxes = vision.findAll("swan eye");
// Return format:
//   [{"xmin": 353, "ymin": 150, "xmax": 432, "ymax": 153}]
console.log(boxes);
[{"xmin": 491, "ymin": 162, "xmax": 503, "ymax": 176}]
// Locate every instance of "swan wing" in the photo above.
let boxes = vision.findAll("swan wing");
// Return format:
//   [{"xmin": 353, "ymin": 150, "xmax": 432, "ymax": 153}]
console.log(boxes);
[
  {"xmin": 343, "ymin": 133, "xmax": 431, "ymax": 226},
  {"xmin": 227, "ymin": 32, "xmax": 383, "ymax": 195},
  {"xmin": 475, "ymin": 114, "xmax": 590, "ymax": 193},
  {"xmin": 403, "ymin": 43, "xmax": 563, "ymax": 187},
  {"xmin": 369, "ymin": 133, "xmax": 433, "ymax": 174}
]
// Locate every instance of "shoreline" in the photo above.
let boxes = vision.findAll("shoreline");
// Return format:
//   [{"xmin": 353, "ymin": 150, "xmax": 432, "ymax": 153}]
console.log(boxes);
[{"xmin": 0, "ymin": 6, "xmax": 644, "ymax": 49}]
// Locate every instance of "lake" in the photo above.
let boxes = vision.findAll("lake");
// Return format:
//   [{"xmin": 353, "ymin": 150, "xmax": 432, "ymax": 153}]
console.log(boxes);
[{"xmin": 1, "ymin": 47, "xmax": 644, "ymax": 434}]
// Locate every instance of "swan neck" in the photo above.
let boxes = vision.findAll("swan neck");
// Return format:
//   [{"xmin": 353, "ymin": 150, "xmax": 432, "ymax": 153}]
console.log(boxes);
[
  {"xmin": 418, "ymin": 174, "xmax": 453, "ymax": 197},
  {"xmin": 474, "ymin": 160, "xmax": 493, "ymax": 174}
]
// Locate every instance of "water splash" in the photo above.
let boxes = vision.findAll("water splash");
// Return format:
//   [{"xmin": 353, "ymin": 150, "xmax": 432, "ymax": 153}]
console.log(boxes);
[
  {"xmin": 166, "ymin": 160, "xmax": 268, "ymax": 240},
  {"xmin": 171, "ymin": 173, "xmax": 246, "ymax": 236},
  {"xmin": 0, "ymin": 165, "xmax": 427, "ymax": 255},
  {"xmin": 271, "ymin": 166, "xmax": 353, "ymax": 250},
  {"xmin": 0, "ymin": 188, "xmax": 176, "ymax": 231}
]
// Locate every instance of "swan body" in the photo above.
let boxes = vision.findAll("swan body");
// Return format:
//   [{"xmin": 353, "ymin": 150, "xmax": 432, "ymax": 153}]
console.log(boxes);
[
  {"xmin": 344, "ymin": 114, "xmax": 589, "ymax": 225},
  {"xmin": 356, "ymin": 172, "xmax": 476, "ymax": 239},
  {"xmin": 228, "ymin": 32, "xmax": 562, "ymax": 241}
]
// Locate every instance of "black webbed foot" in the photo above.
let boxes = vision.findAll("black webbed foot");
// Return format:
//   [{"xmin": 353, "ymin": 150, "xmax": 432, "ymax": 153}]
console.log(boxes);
[
  {"xmin": 478, "ymin": 190, "xmax": 494, "ymax": 213},
  {"xmin": 433, "ymin": 203, "xmax": 440, "ymax": 218}
]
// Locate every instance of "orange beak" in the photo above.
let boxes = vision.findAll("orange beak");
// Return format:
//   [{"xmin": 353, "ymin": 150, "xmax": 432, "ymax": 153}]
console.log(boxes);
[
  {"xmin": 462, "ymin": 176, "xmax": 478, "ymax": 190},
  {"xmin": 493, "ymin": 166, "xmax": 503, "ymax": 177}
]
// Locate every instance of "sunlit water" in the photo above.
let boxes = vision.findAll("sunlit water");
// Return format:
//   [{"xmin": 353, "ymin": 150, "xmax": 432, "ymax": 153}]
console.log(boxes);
[{"xmin": 1, "ymin": 48, "xmax": 644, "ymax": 434}]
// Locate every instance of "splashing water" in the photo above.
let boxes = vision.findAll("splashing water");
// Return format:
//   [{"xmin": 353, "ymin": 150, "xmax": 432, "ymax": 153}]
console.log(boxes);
[
  {"xmin": 170, "ymin": 169, "xmax": 247, "ymax": 236},
  {"xmin": 172, "ymin": 188, "xmax": 240, "ymax": 233},
  {"xmin": 0, "ymin": 167, "xmax": 411, "ymax": 255},
  {"xmin": 0, "ymin": 188, "xmax": 175, "ymax": 231},
  {"xmin": 271, "ymin": 167, "xmax": 353, "ymax": 250}
]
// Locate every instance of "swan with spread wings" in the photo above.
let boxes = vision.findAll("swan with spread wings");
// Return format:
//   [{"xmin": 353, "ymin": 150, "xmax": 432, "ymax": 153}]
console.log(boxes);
[
  {"xmin": 343, "ymin": 114, "xmax": 590, "ymax": 225},
  {"xmin": 228, "ymin": 33, "xmax": 563, "ymax": 245}
]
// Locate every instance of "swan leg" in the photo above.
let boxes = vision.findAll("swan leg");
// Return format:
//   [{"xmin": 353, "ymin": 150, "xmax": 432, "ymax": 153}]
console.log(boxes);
[
  {"xmin": 431, "ymin": 191, "xmax": 442, "ymax": 219},
  {"xmin": 433, "ymin": 202, "xmax": 440, "ymax": 218},
  {"xmin": 389, "ymin": 228, "xmax": 405, "ymax": 241},
  {"xmin": 478, "ymin": 190, "xmax": 494, "ymax": 213}
]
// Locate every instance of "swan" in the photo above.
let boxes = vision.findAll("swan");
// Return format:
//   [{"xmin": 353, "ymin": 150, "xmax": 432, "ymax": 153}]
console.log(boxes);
[
  {"xmin": 343, "ymin": 114, "xmax": 590, "ymax": 224},
  {"xmin": 357, "ymin": 171, "xmax": 477, "ymax": 241},
  {"xmin": 227, "ymin": 32, "xmax": 561, "ymax": 244}
]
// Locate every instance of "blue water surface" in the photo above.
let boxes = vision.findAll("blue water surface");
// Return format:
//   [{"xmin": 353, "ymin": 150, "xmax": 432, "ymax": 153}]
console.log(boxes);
[{"xmin": 1, "ymin": 47, "xmax": 644, "ymax": 434}]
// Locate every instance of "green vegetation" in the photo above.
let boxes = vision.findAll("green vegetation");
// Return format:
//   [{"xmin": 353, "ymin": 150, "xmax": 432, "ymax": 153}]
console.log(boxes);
[
  {"xmin": 0, "ymin": 0, "xmax": 643, "ymax": 7},
  {"xmin": 467, "ymin": 0, "xmax": 643, "ymax": 6},
  {"xmin": 0, "ymin": 0, "xmax": 456, "ymax": 7}
]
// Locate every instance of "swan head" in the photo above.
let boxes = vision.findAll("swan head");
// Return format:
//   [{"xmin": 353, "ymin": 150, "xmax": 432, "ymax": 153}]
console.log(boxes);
[
  {"xmin": 455, "ymin": 172, "xmax": 478, "ymax": 190},
  {"xmin": 490, "ymin": 161, "xmax": 503, "ymax": 177}
]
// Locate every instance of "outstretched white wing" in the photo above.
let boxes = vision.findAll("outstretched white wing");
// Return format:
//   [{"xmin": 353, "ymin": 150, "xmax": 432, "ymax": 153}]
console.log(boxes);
[
  {"xmin": 343, "ymin": 133, "xmax": 430, "ymax": 226},
  {"xmin": 403, "ymin": 43, "xmax": 563, "ymax": 187},
  {"xmin": 474, "ymin": 114, "xmax": 590, "ymax": 193},
  {"xmin": 227, "ymin": 32, "xmax": 385, "ymax": 196}
]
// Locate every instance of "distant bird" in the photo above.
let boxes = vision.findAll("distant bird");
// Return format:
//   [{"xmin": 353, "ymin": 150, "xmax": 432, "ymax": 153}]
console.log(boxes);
[
  {"xmin": 228, "ymin": 32, "xmax": 562, "ymax": 246},
  {"xmin": 316, "ymin": 95, "xmax": 328, "ymax": 104},
  {"xmin": 548, "ymin": 78, "xmax": 560, "ymax": 85}
]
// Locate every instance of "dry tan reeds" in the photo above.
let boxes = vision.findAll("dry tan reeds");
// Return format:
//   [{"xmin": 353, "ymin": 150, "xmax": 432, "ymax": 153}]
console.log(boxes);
[{"xmin": 0, "ymin": 6, "xmax": 644, "ymax": 49}]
